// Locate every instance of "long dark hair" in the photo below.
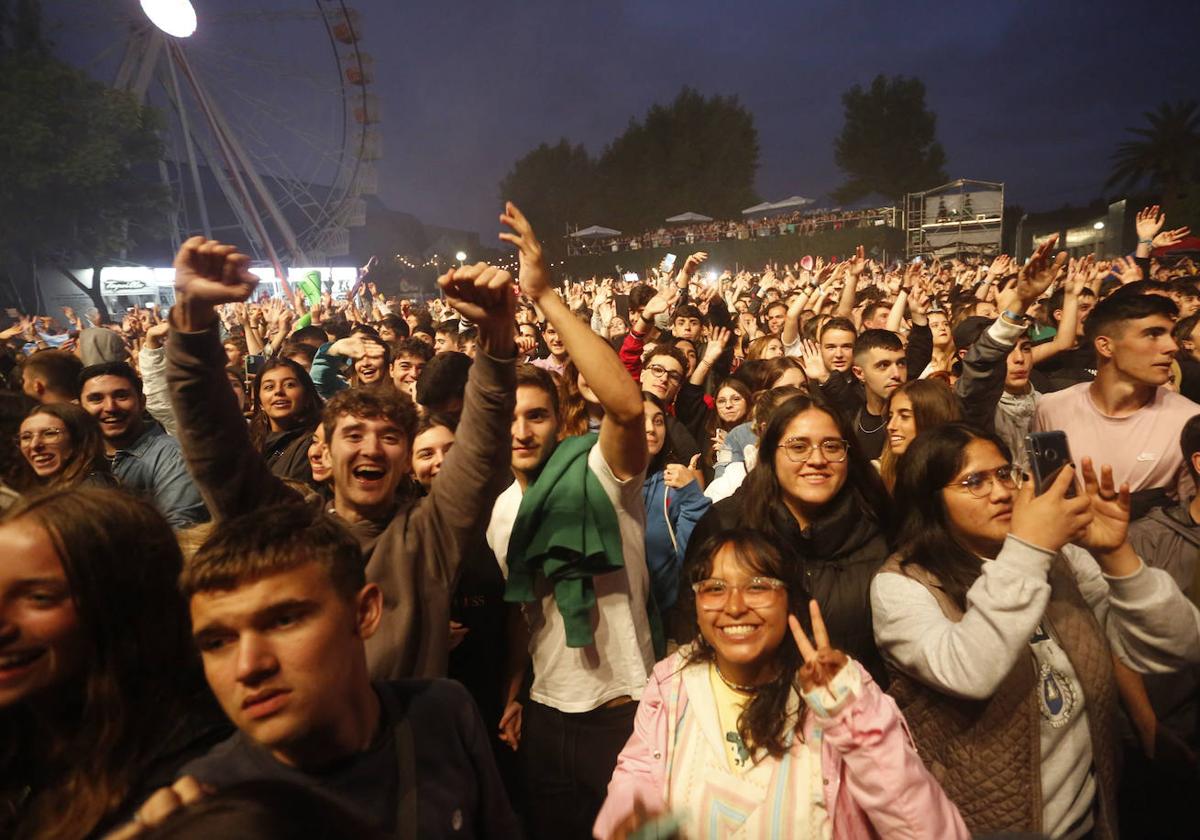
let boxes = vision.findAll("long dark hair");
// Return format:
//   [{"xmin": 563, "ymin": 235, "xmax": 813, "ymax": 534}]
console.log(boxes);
[
  {"xmin": 878, "ymin": 379, "xmax": 964, "ymax": 490},
  {"xmin": 0, "ymin": 488, "xmax": 200, "ymax": 839},
  {"xmin": 891, "ymin": 423, "xmax": 1012, "ymax": 610},
  {"xmin": 248, "ymin": 358, "xmax": 322, "ymax": 451},
  {"xmin": 702, "ymin": 378, "xmax": 754, "ymax": 474},
  {"xmin": 740, "ymin": 393, "xmax": 889, "ymax": 536},
  {"xmin": 23, "ymin": 403, "xmax": 111, "ymax": 490},
  {"xmin": 683, "ymin": 529, "xmax": 810, "ymax": 757}
]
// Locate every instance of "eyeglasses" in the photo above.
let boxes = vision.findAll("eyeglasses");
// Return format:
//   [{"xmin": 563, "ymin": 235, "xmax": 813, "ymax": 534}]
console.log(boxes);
[
  {"xmin": 644, "ymin": 363, "xmax": 683, "ymax": 385},
  {"xmin": 779, "ymin": 438, "xmax": 849, "ymax": 464},
  {"xmin": 16, "ymin": 428, "xmax": 65, "ymax": 446},
  {"xmin": 692, "ymin": 577, "xmax": 786, "ymax": 610},
  {"xmin": 946, "ymin": 464, "xmax": 1022, "ymax": 498}
]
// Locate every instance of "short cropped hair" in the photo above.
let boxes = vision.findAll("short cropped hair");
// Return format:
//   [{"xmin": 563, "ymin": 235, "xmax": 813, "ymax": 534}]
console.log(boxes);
[
  {"xmin": 673, "ymin": 303, "xmax": 704, "ymax": 323},
  {"xmin": 180, "ymin": 504, "xmax": 364, "ymax": 602},
  {"xmin": 1084, "ymin": 292, "xmax": 1178, "ymax": 346},
  {"xmin": 392, "ymin": 337, "xmax": 434, "ymax": 363},
  {"xmin": 321, "ymin": 386, "xmax": 418, "ymax": 444},
  {"xmin": 415, "ymin": 351, "xmax": 471, "ymax": 408},
  {"xmin": 79, "ymin": 361, "xmax": 142, "ymax": 395},
  {"xmin": 643, "ymin": 343, "xmax": 689, "ymax": 374},
  {"xmin": 819, "ymin": 317, "xmax": 857, "ymax": 340},
  {"xmin": 21, "ymin": 350, "xmax": 83, "ymax": 399},
  {"xmin": 516, "ymin": 363, "xmax": 560, "ymax": 419},
  {"xmin": 853, "ymin": 329, "xmax": 904, "ymax": 364},
  {"xmin": 861, "ymin": 302, "xmax": 891, "ymax": 324}
]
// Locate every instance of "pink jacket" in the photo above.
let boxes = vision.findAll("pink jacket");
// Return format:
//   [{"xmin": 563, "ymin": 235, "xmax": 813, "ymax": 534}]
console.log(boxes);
[{"xmin": 593, "ymin": 654, "xmax": 968, "ymax": 840}]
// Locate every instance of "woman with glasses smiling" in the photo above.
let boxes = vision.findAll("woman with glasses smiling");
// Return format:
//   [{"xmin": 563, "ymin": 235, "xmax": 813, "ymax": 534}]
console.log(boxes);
[
  {"xmin": 687, "ymin": 393, "xmax": 892, "ymax": 682},
  {"xmin": 872, "ymin": 422, "xmax": 1200, "ymax": 838},
  {"xmin": 17, "ymin": 403, "xmax": 115, "ymax": 491},
  {"xmin": 594, "ymin": 529, "xmax": 968, "ymax": 840}
]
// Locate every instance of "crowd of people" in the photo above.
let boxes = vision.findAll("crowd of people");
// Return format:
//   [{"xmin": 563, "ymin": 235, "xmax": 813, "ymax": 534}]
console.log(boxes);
[
  {"xmin": 568, "ymin": 206, "xmax": 897, "ymax": 255},
  {"xmin": 1, "ymin": 200, "xmax": 1200, "ymax": 840}
]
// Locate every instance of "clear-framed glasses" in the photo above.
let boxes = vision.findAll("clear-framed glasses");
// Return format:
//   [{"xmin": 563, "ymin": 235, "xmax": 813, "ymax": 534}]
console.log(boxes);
[
  {"xmin": 16, "ymin": 428, "xmax": 65, "ymax": 447},
  {"xmin": 779, "ymin": 437, "xmax": 849, "ymax": 464},
  {"xmin": 947, "ymin": 464, "xmax": 1022, "ymax": 498},
  {"xmin": 691, "ymin": 577, "xmax": 786, "ymax": 610},
  {"xmin": 644, "ymin": 363, "xmax": 683, "ymax": 385}
]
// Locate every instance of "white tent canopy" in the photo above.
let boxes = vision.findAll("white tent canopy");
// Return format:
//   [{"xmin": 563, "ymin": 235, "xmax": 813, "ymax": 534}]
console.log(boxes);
[
  {"xmin": 665, "ymin": 211, "xmax": 713, "ymax": 223},
  {"xmin": 743, "ymin": 196, "xmax": 815, "ymax": 216},
  {"xmin": 569, "ymin": 225, "xmax": 621, "ymax": 238},
  {"xmin": 741, "ymin": 201, "xmax": 774, "ymax": 215}
]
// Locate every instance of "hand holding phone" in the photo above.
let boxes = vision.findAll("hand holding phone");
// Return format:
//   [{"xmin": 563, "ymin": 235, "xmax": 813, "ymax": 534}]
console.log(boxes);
[{"xmin": 1025, "ymin": 431, "xmax": 1078, "ymax": 497}]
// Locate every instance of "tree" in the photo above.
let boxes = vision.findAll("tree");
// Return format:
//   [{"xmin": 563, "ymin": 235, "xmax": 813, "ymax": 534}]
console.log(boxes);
[
  {"xmin": 498, "ymin": 139, "xmax": 598, "ymax": 256},
  {"xmin": 1107, "ymin": 100, "xmax": 1200, "ymax": 222},
  {"xmin": 0, "ymin": 27, "xmax": 168, "ymax": 318},
  {"xmin": 597, "ymin": 87, "xmax": 760, "ymax": 232},
  {"xmin": 832, "ymin": 75, "xmax": 948, "ymax": 204}
]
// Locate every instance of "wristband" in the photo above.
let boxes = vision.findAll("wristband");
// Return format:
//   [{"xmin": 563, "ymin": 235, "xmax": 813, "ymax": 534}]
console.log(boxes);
[
  {"xmin": 1138, "ymin": 238, "xmax": 1153, "ymax": 245},
  {"xmin": 1002, "ymin": 309, "xmax": 1030, "ymax": 324}
]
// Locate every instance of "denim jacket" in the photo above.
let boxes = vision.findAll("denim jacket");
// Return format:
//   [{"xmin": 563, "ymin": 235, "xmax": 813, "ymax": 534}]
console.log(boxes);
[{"xmin": 111, "ymin": 423, "xmax": 209, "ymax": 528}]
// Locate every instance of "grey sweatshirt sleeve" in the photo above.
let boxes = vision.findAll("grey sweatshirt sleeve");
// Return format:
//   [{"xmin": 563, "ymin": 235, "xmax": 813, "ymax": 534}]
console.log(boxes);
[
  {"xmin": 870, "ymin": 535, "xmax": 1054, "ymax": 700},
  {"xmin": 1061, "ymin": 543, "xmax": 1200, "ymax": 671},
  {"xmin": 954, "ymin": 317, "xmax": 1026, "ymax": 433}
]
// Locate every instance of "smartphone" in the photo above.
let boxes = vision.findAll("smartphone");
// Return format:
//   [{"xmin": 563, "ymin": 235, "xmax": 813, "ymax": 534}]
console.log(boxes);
[
  {"xmin": 660, "ymin": 253, "xmax": 677, "ymax": 272},
  {"xmin": 244, "ymin": 354, "xmax": 265, "ymax": 378},
  {"xmin": 1025, "ymin": 431, "xmax": 1078, "ymax": 497}
]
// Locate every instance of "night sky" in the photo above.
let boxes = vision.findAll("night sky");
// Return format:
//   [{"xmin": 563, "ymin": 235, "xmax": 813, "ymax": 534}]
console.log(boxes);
[{"xmin": 48, "ymin": 0, "xmax": 1200, "ymax": 241}]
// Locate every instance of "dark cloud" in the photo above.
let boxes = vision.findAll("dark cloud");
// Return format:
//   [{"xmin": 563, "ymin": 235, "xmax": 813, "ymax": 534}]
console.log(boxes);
[{"xmin": 50, "ymin": 0, "xmax": 1198, "ymax": 241}]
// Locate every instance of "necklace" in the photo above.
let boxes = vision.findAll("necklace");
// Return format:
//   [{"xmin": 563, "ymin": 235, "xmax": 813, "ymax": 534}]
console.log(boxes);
[
  {"xmin": 714, "ymin": 662, "xmax": 759, "ymax": 694},
  {"xmin": 857, "ymin": 410, "xmax": 885, "ymax": 434}
]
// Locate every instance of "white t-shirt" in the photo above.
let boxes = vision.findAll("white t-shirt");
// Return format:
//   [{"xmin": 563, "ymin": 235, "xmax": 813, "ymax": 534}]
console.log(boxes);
[{"xmin": 487, "ymin": 441, "xmax": 655, "ymax": 713}]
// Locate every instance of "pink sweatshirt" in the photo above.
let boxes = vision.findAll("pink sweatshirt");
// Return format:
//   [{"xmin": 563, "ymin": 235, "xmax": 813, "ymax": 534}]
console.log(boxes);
[{"xmin": 593, "ymin": 653, "xmax": 968, "ymax": 840}]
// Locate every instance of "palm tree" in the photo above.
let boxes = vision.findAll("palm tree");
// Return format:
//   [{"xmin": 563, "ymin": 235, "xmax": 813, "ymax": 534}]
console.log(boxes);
[{"xmin": 1107, "ymin": 101, "xmax": 1200, "ymax": 202}]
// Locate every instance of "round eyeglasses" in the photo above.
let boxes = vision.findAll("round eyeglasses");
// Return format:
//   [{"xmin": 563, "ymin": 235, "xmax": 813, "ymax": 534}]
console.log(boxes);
[{"xmin": 946, "ymin": 464, "xmax": 1022, "ymax": 498}]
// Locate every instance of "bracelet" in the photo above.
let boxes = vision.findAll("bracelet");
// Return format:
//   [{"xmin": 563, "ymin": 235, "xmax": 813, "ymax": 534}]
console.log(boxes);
[
  {"xmin": 1138, "ymin": 238, "xmax": 1153, "ymax": 245},
  {"xmin": 1002, "ymin": 309, "xmax": 1029, "ymax": 324}
]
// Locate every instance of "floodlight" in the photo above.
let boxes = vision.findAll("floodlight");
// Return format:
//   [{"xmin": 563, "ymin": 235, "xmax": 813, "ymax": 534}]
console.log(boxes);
[
  {"xmin": 455, "ymin": 251, "xmax": 467, "ymax": 262},
  {"xmin": 140, "ymin": 0, "xmax": 197, "ymax": 38},
  {"xmin": 1093, "ymin": 221, "xmax": 1105, "ymax": 231}
]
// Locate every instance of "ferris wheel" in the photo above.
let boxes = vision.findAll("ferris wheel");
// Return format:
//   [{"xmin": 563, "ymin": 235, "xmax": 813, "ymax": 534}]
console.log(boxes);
[{"xmin": 63, "ymin": 0, "xmax": 381, "ymax": 281}]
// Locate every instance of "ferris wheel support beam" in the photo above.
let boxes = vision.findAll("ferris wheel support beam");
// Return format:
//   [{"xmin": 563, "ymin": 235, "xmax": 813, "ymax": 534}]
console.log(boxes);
[
  {"xmin": 163, "ymin": 43, "xmax": 213, "ymax": 240},
  {"xmin": 169, "ymin": 42, "xmax": 293, "ymax": 287}
]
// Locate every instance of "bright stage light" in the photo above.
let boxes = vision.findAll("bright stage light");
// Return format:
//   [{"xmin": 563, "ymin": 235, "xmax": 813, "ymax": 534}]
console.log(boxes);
[
  {"xmin": 1093, "ymin": 221, "xmax": 1105, "ymax": 230},
  {"xmin": 140, "ymin": 0, "xmax": 197, "ymax": 38},
  {"xmin": 455, "ymin": 251, "xmax": 467, "ymax": 262}
]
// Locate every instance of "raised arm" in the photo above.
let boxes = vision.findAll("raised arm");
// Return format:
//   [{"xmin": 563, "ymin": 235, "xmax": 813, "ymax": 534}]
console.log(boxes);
[
  {"xmin": 834, "ymin": 245, "xmax": 867, "ymax": 319},
  {"xmin": 501, "ymin": 202, "xmax": 647, "ymax": 481},
  {"xmin": 167, "ymin": 237, "xmax": 298, "ymax": 519}
]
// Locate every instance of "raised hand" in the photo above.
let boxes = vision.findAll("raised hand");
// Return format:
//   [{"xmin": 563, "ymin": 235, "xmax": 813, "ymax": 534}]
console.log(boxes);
[
  {"xmin": 1077, "ymin": 457, "xmax": 1131, "ymax": 556},
  {"xmin": 641, "ymin": 285, "xmax": 680, "ymax": 321},
  {"xmin": 1113, "ymin": 255, "xmax": 1144, "ymax": 285},
  {"xmin": 172, "ymin": 237, "xmax": 259, "ymax": 330},
  {"xmin": 987, "ymin": 254, "xmax": 1013, "ymax": 280},
  {"xmin": 798, "ymin": 339, "xmax": 829, "ymax": 382},
  {"xmin": 1010, "ymin": 464, "xmax": 1092, "ymax": 554},
  {"xmin": 437, "ymin": 263, "xmax": 516, "ymax": 350},
  {"xmin": 1016, "ymin": 235, "xmax": 1067, "ymax": 307},
  {"xmin": 702, "ymin": 326, "xmax": 731, "ymax": 365},
  {"xmin": 663, "ymin": 456, "xmax": 699, "ymax": 489},
  {"xmin": 1136, "ymin": 205, "xmax": 1166, "ymax": 241},
  {"xmin": 499, "ymin": 202, "xmax": 551, "ymax": 302},
  {"xmin": 678, "ymin": 251, "xmax": 709, "ymax": 284},
  {"xmin": 847, "ymin": 244, "xmax": 867, "ymax": 277},
  {"xmin": 328, "ymin": 334, "xmax": 383, "ymax": 360},
  {"xmin": 1154, "ymin": 226, "xmax": 1191, "ymax": 249},
  {"xmin": 789, "ymin": 600, "xmax": 849, "ymax": 693}
]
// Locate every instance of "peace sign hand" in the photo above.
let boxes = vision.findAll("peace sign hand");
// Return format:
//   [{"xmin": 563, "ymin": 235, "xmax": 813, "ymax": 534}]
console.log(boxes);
[{"xmin": 788, "ymin": 600, "xmax": 849, "ymax": 693}]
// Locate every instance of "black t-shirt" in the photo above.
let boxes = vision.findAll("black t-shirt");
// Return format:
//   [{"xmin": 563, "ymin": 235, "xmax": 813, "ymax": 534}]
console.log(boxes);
[
  {"xmin": 181, "ymin": 680, "xmax": 519, "ymax": 839},
  {"xmin": 853, "ymin": 406, "xmax": 887, "ymax": 461}
]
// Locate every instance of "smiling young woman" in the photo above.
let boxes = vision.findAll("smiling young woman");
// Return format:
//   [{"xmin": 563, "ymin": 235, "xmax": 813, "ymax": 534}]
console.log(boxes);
[
  {"xmin": 594, "ymin": 529, "xmax": 968, "ymax": 840},
  {"xmin": 0, "ymin": 488, "xmax": 226, "ymax": 839},
  {"xmin": 688, "ymin": 393, "xmax": 892, "ymax": 682},
  {"xmin": 873, "ymin": 423, "xmax": 1200, "ymax": 837}
]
